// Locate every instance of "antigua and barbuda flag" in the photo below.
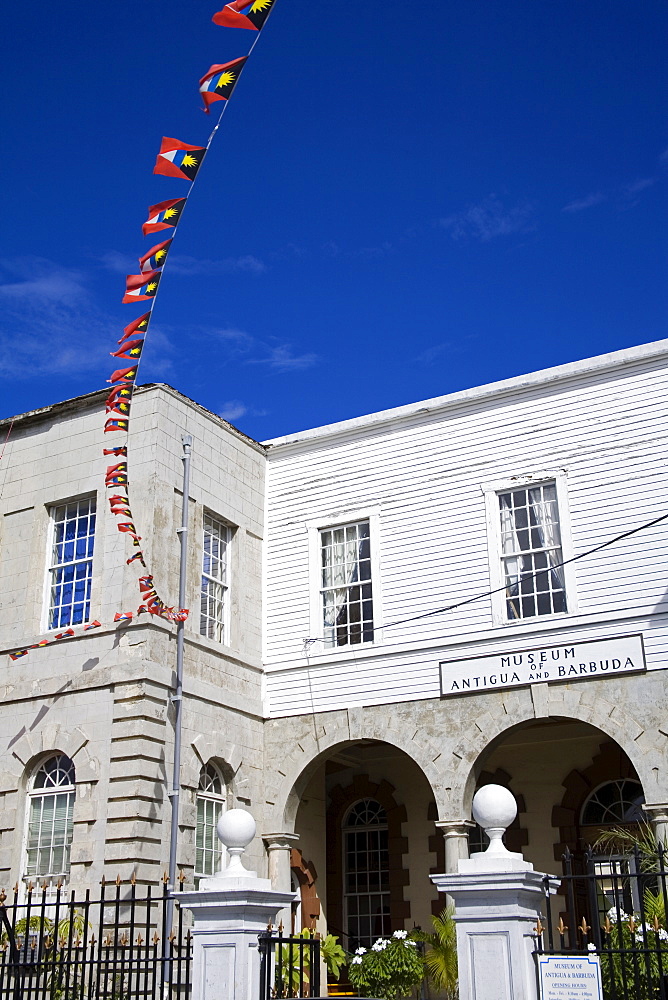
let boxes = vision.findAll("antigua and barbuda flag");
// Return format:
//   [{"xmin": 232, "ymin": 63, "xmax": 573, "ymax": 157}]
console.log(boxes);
[
  {"xmin": 108, "ymin": 366, "xmax": 138, "ymax": 385},
  {"xmin": 104, "ymin": 418, "xmax": 130, "ymax": 433},
  {"xmin": 109, "ymin": 494, "xmax": 132, "ymax": 515},
  {"xmin": 106, "ymin": 386, "xmax": 132, "ymax": 412},
  {"xmin": 127, "ymin": 551, "xmax": 146, "ymax": 567},
  {"xmin": 213, "ymin": 0, "xmax": 275, "ymax": 31},
  {"xmin": 143, "ymin": 197, "xmax": 186, "ymax": 236},
  {"xmin": 103, "ymin": 446, "xmax": 128, "ymax": 457},
  {"xmin": 105, "ymin": 463, "xmax": 128, "ymax": 488},
  {"xmin": 114, "ymin": 612, "xmax": 133, "ymax": 623},
  {"xmin": 55, "ymin": 629, "xmax": 75, "ymax": 640},
  {"xmin": 199, "ymin": 58, "xmax": 247, "ymax": 112},
  {"xmin": 123, "ymin": 271, "xmax": 161, "ymax": 304},
  {"xmin": 154, "ymin": 138, "xmax": 206, "ymax": 181},
  {"xmin": 120, "ymin": 313, "xmax": 151, "ymax": 343},
  {"xmin": 139, "ymin": 238, "xmax": 172, "ymax": 274},
  {"xmin": 9, "ymin": 649, "xmax": 30, "ymax": 660},
  {"xmin": 111, "ymin": 338, "xmax": 144, "ymax": 362},
  {"xmin": 84, "ymin": 621, "xmax": 102, "ymax": 631}
]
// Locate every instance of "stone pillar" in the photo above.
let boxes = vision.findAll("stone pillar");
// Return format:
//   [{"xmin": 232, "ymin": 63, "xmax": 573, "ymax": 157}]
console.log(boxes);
[
  {"xmin": 643, "ymin": 803, "xmax": 668, "ymax": 846},
  {"xmin": 262, "ymin": 831, "xmax": 300, "ymax": 891},
  {"xmin": 178, "ymin": 810, "xmax": 297, "ymax": 1000},
  {"xmin": 435, "ymin": 819, "xmax": 474, "ymax": 872},
  {"xmin": 432, "ymin": 786, "xmax": 558, "ymax": 1000}
]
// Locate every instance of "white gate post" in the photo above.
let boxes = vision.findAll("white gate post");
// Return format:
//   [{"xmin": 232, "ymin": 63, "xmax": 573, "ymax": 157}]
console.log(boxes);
[
  {"xmin": 178, "ymin": 810, "xmax": 297, "ymax": 1000},
  {"xmin": 432, "ymin": 785, "xmax": 558, "ymax": 1000}
]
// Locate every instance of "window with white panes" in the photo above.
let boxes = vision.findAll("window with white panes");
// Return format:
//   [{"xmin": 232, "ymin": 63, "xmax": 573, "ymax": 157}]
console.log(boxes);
[
  {"xmin": 48, "ymin": 498, "xmax": 96, "ymax": 629},
  {"xmin": 195, "ymin": 763, "xmax": 226, "ymax": 882},
  {"xmin": 24, "ymin": 755, "xmax": 76, "ymax": 885},
  {"xmin": 200, "ymin": 514, "xmax": 230, "ymax": 643},
  {"xmin": 320, "ymin": 521, "xmax": 373, "ymax": 648},
  {"xmin": 343, "ymin": 799, "xmax": 390, "ymax": 950},
  {"xmin": 498, "ymin": 483, "xmax": 567, "ymax": 620}
]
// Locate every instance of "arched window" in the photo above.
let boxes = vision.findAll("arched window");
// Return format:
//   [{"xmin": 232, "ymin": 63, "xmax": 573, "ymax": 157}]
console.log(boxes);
[
  {"xmin": 343, "ymin": 798, "xmax": 390, "ymax": 950},
  {"xmin": 580, "ymin": 779, "xmax": 645, "ymax": 826},
  {"xmin": 24, "ymin": 755, "xmax": 76, "ymax": 884},
  {"xmin": 195, "ymin": 762, "xmax": 227, "ymax": 881}
]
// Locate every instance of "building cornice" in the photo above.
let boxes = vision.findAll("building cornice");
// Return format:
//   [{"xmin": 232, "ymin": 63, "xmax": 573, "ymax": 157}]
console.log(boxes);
[{"xmin": 263, "ymin": 338, "xmax": 668, "ymax": 454}]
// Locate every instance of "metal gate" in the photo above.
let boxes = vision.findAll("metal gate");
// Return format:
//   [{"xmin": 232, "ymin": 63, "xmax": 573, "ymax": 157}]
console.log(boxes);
[
  {"xmin": 258, "ymin": 927, "xmax": 321, "ymax": 1000},
  {"xmin": 0, "ymin": 876, "xmax": 192, "ymax": 999},
  {"xmin": 534, "ymin": 846, "xmax": 668, "ymax": 999}
]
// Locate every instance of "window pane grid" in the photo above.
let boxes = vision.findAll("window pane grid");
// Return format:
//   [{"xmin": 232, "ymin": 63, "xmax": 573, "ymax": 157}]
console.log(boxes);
[
  {"xmin": 195, "ymin": 764, "xmax": 226, "ymax": 880},
  {"xmin": 343, "ymin": 799, "xmax": 390, "ymax": 950},
  {"xmin": 25, "ymin": 755, "xmax": 75, "ymax": 884},
  {"xmin": 498, "ymin": 484, "xmax": 567, "ymax": 621},
  {"xmin": 200, "ymin": 515, "xmax": 229, "ymax": 643},
  {"xmin": 321, "ymin": 521, "xmax": 374, "ymax": 649},
  {"xmin": 49, "ymin": 499, "xmax": 96, "ymax": 629}
]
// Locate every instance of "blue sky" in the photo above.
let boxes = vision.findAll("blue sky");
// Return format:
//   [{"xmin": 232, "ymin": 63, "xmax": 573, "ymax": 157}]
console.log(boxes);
[{"xmin": 1, "ymin": 0, "xmax": 666, "ymax": 441}]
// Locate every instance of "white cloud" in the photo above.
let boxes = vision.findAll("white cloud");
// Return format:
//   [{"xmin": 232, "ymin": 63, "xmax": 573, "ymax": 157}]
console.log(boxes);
[
  {"xmin": 440, "ymin": 196, "xmax": 535, "ymax": 242},
  {"xmin": 562, "ymin": 192, "xmax": 606, "ymax": 213},
  {"xmin": 219, "ymin": 400, "xmax": 248, "ymax": 421},
  {"xmin": 623, "ymin": 177, "xmax": 655, "ymax": 195},
  {"xmin": 212, "ymin": 326, "xmax": 319, "ymax": 373}
]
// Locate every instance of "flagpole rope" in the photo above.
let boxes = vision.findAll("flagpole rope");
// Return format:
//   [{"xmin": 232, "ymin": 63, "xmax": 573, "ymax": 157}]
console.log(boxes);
[
  {"xmin": 104, "ymin": 4, "xmax": 280, "ymax": 622},
  {"xmin": 0, "ymin": 415, "xmax": 15, "ymax": 501}
]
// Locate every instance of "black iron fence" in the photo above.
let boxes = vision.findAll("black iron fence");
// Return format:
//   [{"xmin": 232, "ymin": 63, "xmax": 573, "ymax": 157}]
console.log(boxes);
[
  {"xmin": 534, "ymin": 846, "xmax": 668, "ymax": 1000},
  {"xmin": 0, "ymin": 876, "xmax": 192, "ymax": 999},
  {"xmin": 258, "ymin": 927, "xmax": 321, "ymax": 1000}
]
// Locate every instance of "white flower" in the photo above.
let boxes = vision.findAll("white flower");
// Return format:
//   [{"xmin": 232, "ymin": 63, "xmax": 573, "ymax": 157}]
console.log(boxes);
[
  {"xmin": 607, "ymin": 907, "xmax": 628, "ymax": 922},
  {"xmin": 404, "ymin": 940, "xmax": 418, "ymax": 948},
  {"xmin": 393, "ymin": 930, "xmax": 408, "ymax": 939},
  {"xmin": 587, "ymin": 943, "xmax": 596, "ymax": 951},
  {"xmin": 659, "ymin": 929, "xmax": 668, "ymax": 942},
  {"xmin": 352, "ymin": 956, "xmax": 363, "ymax": 965},
  {"xmin": 355, "ymin": 947, "xmax": 367, "ymax": 955},
  {"xmin": 372, "ymin": 938, "xmax": 388, "ymax": 951}
]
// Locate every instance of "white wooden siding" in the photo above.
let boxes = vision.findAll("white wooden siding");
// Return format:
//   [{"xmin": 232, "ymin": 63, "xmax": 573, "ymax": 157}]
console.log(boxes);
[{"xmin": 263, "ymin": 352, "xmax": 668, "ymax": 716}]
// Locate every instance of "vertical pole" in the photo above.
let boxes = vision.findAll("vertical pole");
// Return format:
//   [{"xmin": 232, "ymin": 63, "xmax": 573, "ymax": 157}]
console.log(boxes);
[{"xmin": 163, "ymin": 434, "xmax": 192, "ymax": 992}]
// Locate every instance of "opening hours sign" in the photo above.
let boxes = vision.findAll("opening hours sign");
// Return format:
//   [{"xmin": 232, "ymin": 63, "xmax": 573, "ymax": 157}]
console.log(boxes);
[{"xmin": 537, "ymin": 955, "xmax": 603, "ymax": 1000}]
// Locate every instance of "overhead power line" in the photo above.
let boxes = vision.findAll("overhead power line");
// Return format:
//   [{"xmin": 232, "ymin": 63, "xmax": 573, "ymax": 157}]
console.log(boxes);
[{"xmin": 376, "ymin": 511, "xmax": 668, "ymax": 633}]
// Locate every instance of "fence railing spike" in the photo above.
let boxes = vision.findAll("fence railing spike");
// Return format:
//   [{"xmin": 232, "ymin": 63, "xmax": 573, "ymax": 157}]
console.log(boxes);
[
  {"xmin": 580, "ymin": 917, "xmax": 590, "ymax": 935},
  {"xmin": 116, "ymin": 873, "xmax": 122, "ymax": 886},
  {"xmin": 0, "ymin": 888, "xmax": 6, "ymax": 904}
]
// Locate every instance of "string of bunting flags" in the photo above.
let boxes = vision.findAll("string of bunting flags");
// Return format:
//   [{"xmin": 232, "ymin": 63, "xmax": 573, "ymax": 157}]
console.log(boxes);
[{"xmin": 7, "ymin": 0, "xmax": 277, "ymax": 662}]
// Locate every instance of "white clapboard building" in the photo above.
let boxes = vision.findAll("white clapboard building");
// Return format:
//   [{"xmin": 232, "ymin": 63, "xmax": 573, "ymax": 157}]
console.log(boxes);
[{"xmin": 0, "ymin": 339, "xmax": 667, "ymax": 955}]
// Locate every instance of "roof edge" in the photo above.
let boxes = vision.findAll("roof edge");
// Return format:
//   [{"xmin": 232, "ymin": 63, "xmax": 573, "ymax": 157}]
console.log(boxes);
[{"xmin": 262, "ymin": 338, "xmax": 668, "ymax": 450}]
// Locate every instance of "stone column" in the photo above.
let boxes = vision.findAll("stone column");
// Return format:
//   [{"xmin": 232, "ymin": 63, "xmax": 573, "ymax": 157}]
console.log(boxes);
[
  {"xmin": 178, "ymin": 810, "xmax": 297, "ymax": 1000},
  {"xmin": 435, "ymin": 819, "xmax": 474, "ymax": 872},
  {"xmin": 432, "ymin": 786, "xmax": 558, "ymax": 1000},
  {"xmin": 262, "ymin": 831, "xmax": 300, "ymax": 891},
  {"xmin": 643, "ymin": 803, "xmax": 668, "ymax": 846}
]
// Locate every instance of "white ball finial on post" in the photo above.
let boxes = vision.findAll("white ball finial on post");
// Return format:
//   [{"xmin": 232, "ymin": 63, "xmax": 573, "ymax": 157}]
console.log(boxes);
[
  {"xmin": 472, "ymin": 784, "xmax": 518, "ymax": 857},
  {"xmin": 216, "ymin": 808, "xmax": 256, "ymax": 876}
]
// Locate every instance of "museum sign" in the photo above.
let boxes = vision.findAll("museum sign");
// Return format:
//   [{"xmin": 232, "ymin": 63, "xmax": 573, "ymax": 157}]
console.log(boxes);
[{"xmin": 439, "ymin": 634, "xmax": 645, "ymax": 698}]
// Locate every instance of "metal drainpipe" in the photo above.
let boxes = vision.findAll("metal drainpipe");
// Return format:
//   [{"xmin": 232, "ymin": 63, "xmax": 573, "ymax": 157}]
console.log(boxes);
[{"xmin": 163, "ymin": 433, "xmax": 192, "ymax": 988}]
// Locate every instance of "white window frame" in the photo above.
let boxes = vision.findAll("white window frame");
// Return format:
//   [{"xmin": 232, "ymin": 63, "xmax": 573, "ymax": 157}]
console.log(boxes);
[
  {"xmin": 22, "ymin": 754, "xmax": 76, "ymax": 888},
  {"xmin": 306, "ymin": 507, "xmax": 382, "ymax": 652},
  {"xmin": 44, "ymin": 496, "xmax": 96, "ymax": 632},
  {"xmin": 195, "ymin": 762, "xmax": 227, "ymax": 882},
  {"xmin": 483, "ymin": 472, "xmax": 577, "ymax": 626},
  {"xmin": 200, "ymin": 513, "xmax": 231, "ymax": 644}
]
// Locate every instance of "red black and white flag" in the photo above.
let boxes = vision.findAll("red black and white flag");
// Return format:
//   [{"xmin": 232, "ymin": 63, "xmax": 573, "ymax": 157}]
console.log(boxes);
[
  {"xmin": 122, "ymin": 271, "xmax": 161, "ymax": 304},
  {"xmin": 120, "ymin": 313, "xmax": 151, "ymax": 343},
  {"xmin": 143, "ymin": 198, "xmax": 186, "ymax": 236},
  {"xmin": 212, "ymin": 0, "xmax": 275, "ymax": 31},
  {"xmin": 154, "ymin": 138, "xmax": 206, "ymax": 181},
  {"xmin": 103, "ymin": 446, "xmax": 128, "ymax": 457},
  {"xmin": 199, "ymin": 58, "xmax": 247, "ymax": 111},
  {"xmin": 139, "ymin": 238, "xmax": 172, "ymax": 274},
  {"xmin": 111, "ymin": 339, "xmax": 144, "ymax": 362},
  {"xmin": 104, "ymin": 418, "xmax": 130, "ymax": 434}
]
